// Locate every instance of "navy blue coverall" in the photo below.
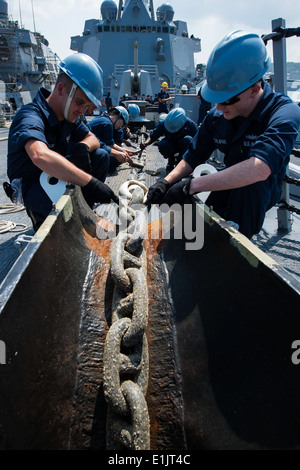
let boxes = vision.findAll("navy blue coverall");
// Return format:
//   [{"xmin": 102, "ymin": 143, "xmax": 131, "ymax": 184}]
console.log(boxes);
[
  {"xmin": 157, "ymin": 90, "xmax": 171, "ymax": 114},
  {"xmin": 7, "ymin": 88, "xmax": 109, "ymax": 225},
  {"xmin": 89, "ymin": 112, "xmax": 120, "ymax": 172},
  {"xmin": 150, "ymin": 117, "xmax": 198, "ymax": 166}
]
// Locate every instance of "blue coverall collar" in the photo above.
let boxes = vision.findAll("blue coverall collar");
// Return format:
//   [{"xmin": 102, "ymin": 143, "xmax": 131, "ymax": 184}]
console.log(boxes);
[{"xmin": 34, "ymin": 88, "xmax": 61, "ymax": 127}]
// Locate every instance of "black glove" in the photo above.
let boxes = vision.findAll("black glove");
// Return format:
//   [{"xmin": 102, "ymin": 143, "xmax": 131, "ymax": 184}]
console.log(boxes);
[
  {"xmin": 82, "ymin": 177, "xmax": 119, "ymax": 207},
  {"xmin": 145, "ymin": 178, "xmax": 170, "ymax": 205},
  {"xmin": 69, "ymin": 143, "xmax": 92, "ymax": 174},
  {"xmin": 163, "ymin": 176, "xmax": 193, "ymax": 205}
]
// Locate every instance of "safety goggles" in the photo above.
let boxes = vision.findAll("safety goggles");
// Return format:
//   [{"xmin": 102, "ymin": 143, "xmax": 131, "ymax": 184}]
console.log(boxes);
[
  {"xmin": 115, "ymin": 116, "xmax": 126, "ymax": 128},
  {"xmin": 219, "ymin": 94, "xmax": 241, "ymax": 106}
]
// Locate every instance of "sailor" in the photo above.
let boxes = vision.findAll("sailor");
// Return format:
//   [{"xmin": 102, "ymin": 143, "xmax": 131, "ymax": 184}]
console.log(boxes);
[
  {"xmin": 114, "ymin": 103, "xmax": 140, "ymax": 148},
  {"xmin": 181, "ymin": 85, "xmax": 188, "ymax": 94},
  {"xmin": 157, "ymin": 82, "xmax": 172, "ymax": 114},
  {"xmin": 140, "ymin": 107, "xmax": 198, "ymax": 173},
  {"xmin": 146, "ymin": 31, "xmax": 300, "ymax": 239},
  {"xmin": 6, "ymin": 53, "xmax": 118, "ymax": 231},
  {"xmin": 197, "ymin": 87, "xmax": 211, "ymax": 125},
  {"xmin": 105, "ymin": 91, "xmax": 112, "ymax": 112},
  {"xmin": 89, "ymin": 106, "xmax": 135, "ymax": 173}
]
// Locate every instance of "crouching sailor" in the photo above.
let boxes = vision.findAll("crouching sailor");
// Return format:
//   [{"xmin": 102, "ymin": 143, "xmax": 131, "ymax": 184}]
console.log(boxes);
[
  {"xmin": 6, "ymin": 53, "xmax": 118, "ymax": 231},
  {"xmin": 146, "ymin": 31, "xmax": 300, "ymax": 239}
]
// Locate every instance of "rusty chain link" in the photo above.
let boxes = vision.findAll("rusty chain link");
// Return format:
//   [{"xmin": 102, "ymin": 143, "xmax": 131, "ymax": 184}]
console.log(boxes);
[{"xmin": 103, "ymin": 164, "xmax": 150, "ymax": 449}]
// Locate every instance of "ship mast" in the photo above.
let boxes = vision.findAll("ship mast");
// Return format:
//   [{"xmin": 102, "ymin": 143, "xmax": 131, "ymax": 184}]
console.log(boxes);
[
  {"xmin": 148, "ymin": 0, "xmax": 154, "ymax": 20},
  {"xmin": 117, "ymin": 0, "xmax": 122, "ymax": 19},
  {"xmin": 31, "ymin": 0, "xmax": 36, "ymax": 32},
  {"xmin": 18, "ymin": 0, "xmax": 23, "ymax": 27},
  {"xmin": 117, "ymin": 0, "xmax": 155, "ymax": 20}
]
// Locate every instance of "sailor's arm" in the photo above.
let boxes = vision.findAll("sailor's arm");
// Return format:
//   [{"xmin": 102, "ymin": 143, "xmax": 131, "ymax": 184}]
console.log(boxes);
[
  {"xmin": 140, "ymin": 136, "xmax": 152, "ymax": 150},
  {"xmin": 189, "ymin": 157, "xmax": 271, "ymax": 194},
  {"xmin": 158, "ymin": 97, "xmax": 172, "ymax": 103},
  {"xmin": 80, "ymin": 130, "xmax": 100, "ymax": 152},
  {"xmin": 25, "ymin": 138, "xmax": 92, "ymax": 186},
  {"xmin": 165, "ymin": 158, "xmax": 194, "ymax": 184}
]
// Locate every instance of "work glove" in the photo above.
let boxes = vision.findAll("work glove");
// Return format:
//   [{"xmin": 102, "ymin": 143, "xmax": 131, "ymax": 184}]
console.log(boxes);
[
  {"xmin": 145, "ymin": 178, "xmax": 170, "ymax": 206},
  {"xmin": 69, "ymin": 142, "xmax": 92, "ymax": 174},
  {"xmin": 82, "ymin": 177, "xmax": 119, "ymax": 208},
  {"xmin": 163, "ymin": 176, "xmax": 193, "ymax": 205}
]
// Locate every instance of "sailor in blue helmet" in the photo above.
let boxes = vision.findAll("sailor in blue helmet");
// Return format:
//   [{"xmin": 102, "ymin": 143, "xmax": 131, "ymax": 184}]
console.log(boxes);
[
  {"xmin": 140, "ymin": 107, "xmax": 198, "ymax": 173},
  {"xmin": 6, "ymin": 52, "xmax": 118, "ymax": 231},
  {"xmin": 146, "ymin": 31, "xmax": 300, "ymax": 238},
  {"xmin": 114, "ymin": 103, "xmax": 140, "ymax": 147},
  {"xmin": 89, "ymin": 105, "xmax": 135, "ymax": 173}
]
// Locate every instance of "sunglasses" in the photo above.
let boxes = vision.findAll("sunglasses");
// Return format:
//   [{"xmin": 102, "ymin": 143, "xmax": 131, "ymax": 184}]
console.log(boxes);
[{"xmin": 219, "ymin": 94, "xmax": 241, "ymax": 106}]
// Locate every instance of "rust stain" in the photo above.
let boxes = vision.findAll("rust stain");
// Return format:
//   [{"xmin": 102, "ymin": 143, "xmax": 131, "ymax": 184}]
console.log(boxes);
[
  {"xmin": 145, "ymin": 219, "xmax": 166, "ymax": 259},
  {"xmin": 82, "ymin": 217, "xmax": 114, "ymax": 261}
]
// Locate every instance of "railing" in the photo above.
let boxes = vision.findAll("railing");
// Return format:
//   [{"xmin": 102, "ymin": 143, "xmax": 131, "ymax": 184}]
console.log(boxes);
[
  {"xmin": 262, "ymin": 19, "xmax": 300, "ymax": 230},
  {"xmin": 114, "ymin": 64, "xmax": 158, "ymax": 76}
]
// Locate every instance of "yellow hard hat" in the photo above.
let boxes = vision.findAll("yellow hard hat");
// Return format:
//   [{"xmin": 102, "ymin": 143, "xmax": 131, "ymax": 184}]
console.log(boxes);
[{"xmin": 161, "ymin": 82, "xmax": 168, "ymax": 88}]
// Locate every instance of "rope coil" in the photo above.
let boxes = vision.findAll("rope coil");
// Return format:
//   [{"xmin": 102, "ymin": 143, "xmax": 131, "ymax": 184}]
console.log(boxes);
[{"xmin": 0, "ymin": 203, "xmax": 28, "ymax": 233}]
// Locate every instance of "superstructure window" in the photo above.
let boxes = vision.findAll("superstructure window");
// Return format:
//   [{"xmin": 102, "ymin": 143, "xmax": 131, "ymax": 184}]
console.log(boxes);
[{"xmin": 126, "ymin": 26, "xmax": 132, "ymax": 32}]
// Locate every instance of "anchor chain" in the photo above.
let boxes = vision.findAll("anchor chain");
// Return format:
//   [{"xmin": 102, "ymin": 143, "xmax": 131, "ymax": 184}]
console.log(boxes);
[{"xmin": 103, "ymin": 172, "xmax": 150, "ymax": 449}]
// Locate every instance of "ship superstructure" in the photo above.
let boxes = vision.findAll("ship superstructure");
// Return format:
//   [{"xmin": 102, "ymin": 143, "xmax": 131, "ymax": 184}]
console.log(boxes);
[
  {"xmin": 0, "ymin": 0, "xmax": 59, "ymax": 114},
  {"xmin": 70, "ymin": 0, "xmax": 201, "ymax": 105}
]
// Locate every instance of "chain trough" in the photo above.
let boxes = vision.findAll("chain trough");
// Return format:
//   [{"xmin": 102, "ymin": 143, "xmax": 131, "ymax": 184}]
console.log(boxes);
[{"xmin": 0, "ymin": 128, "xmax": 300, "ymax": 450}]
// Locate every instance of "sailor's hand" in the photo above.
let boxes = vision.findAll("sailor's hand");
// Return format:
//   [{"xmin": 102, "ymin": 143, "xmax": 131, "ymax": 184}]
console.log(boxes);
[
  {"xmin": 145, "ymin": 178, "xmax": 170, "ymax": 206},
  {"xmin": 140, "ymin": 142, "xmax": 147, "ymax": 151},
  {"xmin": 163, "ymin": 176, "xmax": 193, "ymax": 205},
  {"xmin": 82, "ymin": 177, "xmax": 119, "ymax": 207},
  {"xmin": 124, "ymin": 150, "xmax": 134, "ymax": 162},
  {"xmin": 69, "ymin": 142, "xmax": 92, "ymax": 174}
]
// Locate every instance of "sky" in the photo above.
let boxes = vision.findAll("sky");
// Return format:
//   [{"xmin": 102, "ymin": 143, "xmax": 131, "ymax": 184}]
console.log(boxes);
[{"xmin": 8, "ymin": 0, "xmax": 300, "ymax": 65}]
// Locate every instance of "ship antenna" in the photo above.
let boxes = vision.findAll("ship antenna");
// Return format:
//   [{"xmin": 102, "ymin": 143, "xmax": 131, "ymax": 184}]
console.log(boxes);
[
  {"xmin": 31, "ymin": 0, "xmax": 36, "ymax": 32},
  {"xmin": 117, "ymin": 0, "xmax": 123, "ymax": 19},
  {"xmin": 18, "ymin": 0, "xmax": 23, "ymax": 27},
  {"xmin": 148, "ymin": 0, "xmax": 154, "ymax": 20}
]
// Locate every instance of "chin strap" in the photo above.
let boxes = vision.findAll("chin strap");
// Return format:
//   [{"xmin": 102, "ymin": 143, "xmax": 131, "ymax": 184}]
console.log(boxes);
[{"xmin": 64, "ymin": 82, "xmax": 77, "ymax": 121}]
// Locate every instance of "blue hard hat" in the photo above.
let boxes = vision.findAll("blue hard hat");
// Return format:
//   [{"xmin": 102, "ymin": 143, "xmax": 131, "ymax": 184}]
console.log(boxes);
[
  {"xmin": 128, "ymin": 103, "xmax": 140, "ymax": 121},
  {"xmin": 114, "ymin": 105, "xmax": 129, "ymax": 124},
  {"xmin": 164, "ymin": 107, "xmax": 187, "ymax": 133},
  {"xmin": 59, "ymin": 53, "xmax": 103, "ymax": 107},
  {"xmin": 201, "ymin": 31, "xmax": 271, "ymax": 103}
]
